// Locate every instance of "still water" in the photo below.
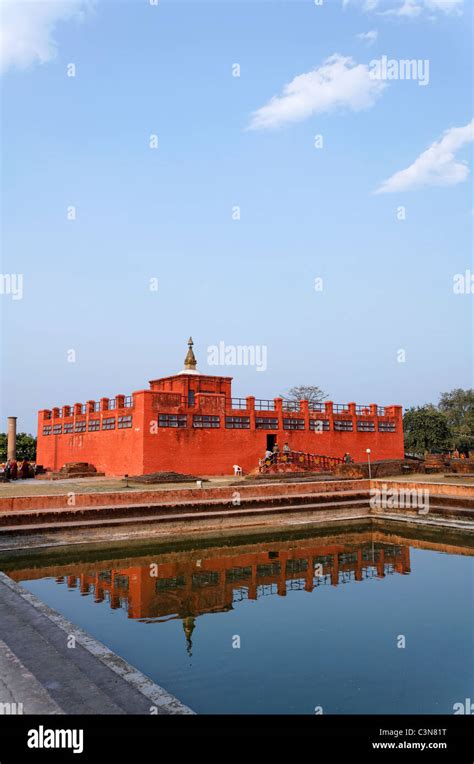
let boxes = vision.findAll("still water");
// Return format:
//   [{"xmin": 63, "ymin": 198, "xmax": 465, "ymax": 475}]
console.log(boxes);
[{"xmin": 3, "ymin": 522, "xmax": 473, "ymax": 714}]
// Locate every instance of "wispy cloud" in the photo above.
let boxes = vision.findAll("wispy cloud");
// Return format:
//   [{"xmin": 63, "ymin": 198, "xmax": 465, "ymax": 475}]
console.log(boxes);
[
  {"xmin": 375, "ymin": 119, "xmax": 474, "ymax": 193},
  {"xmin": 248, "ymin": 54, "xmax": 387, "ymax": 131},
  {"xmin": 343, "ymin": 0, "xmax": 463, "ymax": 17},
  {"xmin": 384, "ymin": 0, "xmax": 423, "ymax": 16},
  {"xmin": 0, "ymin": 0, "xmax": 93, "ymax": 75},
  {"xmin": 356, "ymin": 29, "xmax": 379, "ymax": 43}
]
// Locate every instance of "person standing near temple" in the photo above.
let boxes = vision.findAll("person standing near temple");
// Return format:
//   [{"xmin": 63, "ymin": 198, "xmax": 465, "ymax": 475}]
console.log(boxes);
[
  {"xmin": 10, "ymin": 459, "xmax": 18, "ymax": 480},
  {"xmin": 264, "ymin": 449, "xmax": 273, "ymax": 463},
  {"xmin": 20, "ymin": 459, "xmax": 29, "ymax": 479}
]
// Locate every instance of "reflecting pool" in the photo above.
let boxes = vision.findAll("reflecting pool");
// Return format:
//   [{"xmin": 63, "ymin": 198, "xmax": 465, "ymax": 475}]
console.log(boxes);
[{"xmin": 2, "ymin": 522, "xmax": 473, "ymax": 714}]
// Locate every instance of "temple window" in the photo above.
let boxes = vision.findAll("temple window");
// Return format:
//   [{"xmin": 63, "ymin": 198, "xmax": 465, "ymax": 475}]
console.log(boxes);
[
  {"xmin": 334, "ymin": 419, "xmax": 353, "ymax": 432},
  {"xmin": 255, "ymin": 417, "xmax": 278, "ymax": 429},
  {"xmin": 283, "ymin": 418, "xmax": 305, "ymax": 430},
  {"xmin": 378, "ymin": 421, "xmax": 396, "ymax": 432},
  {"xmin": 310, "ymin": 419, "xmax": 330, "ymax": 431},
  {"xmin": 193, "ymin": 415, "xmax": 220, "ymax": 428},
  {"xmin": 225, "ymin": 416, "xmax": 250, "ymax": 429},
  {"xmin": 357, "ymin": 420, "xmax": 375, "ymax": 432},
  {"xmin": 158, "ymin": 414, "xmax": 187, "ymax": 428}
]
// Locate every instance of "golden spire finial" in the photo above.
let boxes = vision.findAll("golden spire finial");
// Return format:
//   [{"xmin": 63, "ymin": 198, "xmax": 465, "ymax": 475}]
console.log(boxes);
[{"xmin": 184, "ymin": 337, "xmax": 197, "ymax": 371}]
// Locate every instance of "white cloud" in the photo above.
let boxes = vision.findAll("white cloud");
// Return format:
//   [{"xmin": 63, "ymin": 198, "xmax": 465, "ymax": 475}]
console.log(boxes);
[
  {"xmin": 375, "ymin": 119, "xmax": 474, "ymax": 193},
  {"xmin": 344, "ymin": 0, "xmax": 463, "ymax": 16},
  {"xmin": 424, "ymin": 0, "xmax": 463, "ymax": 12},
  {"xmin": 248, "ymin": 54, "xmax": 387, "ymax": 131},
  {"xmin": 356, "ymin": 29, "xmax": 379, "ymax": 43},
  {"xmin": 386, "ymin": 0, "xmax": 423, "ymax": 16},
  {"xmin": 0, "ymin": 0, "xmax": 93, "ymax": 75}
]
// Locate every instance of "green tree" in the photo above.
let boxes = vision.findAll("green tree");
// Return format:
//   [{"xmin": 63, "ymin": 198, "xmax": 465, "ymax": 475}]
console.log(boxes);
[
  {"xmin": 403, "ymin": 406, "xmax": 452, "ymax": 455},
  {"xmin": 282, "ymin": 385, "xmax": 327, "ymax": 406},
  {"xmin": 438, "ymin": 388, "xmax": 474, "ymax": 450},
  {"xmin": 0, "ymin": 433, "xmax": 37, "ymax": 461}
]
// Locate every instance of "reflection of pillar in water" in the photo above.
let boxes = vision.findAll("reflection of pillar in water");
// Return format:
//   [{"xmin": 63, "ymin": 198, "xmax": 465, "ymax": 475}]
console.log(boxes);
[
  {"xmin": 94, "ymin": 573, "xmax": 105, "ymax": 603},
  {"xmin": 305, "ymin": 559, "xmax": 314, "ymax": 592},
  {"xmin": 278, "ymin": 552, "xmax": 287, "ymax": 596},
  {"xmin": 377, "ymin": 549, "xmax": 385, "ymax": 578},
  {"xmin": 79, "ymin": 574, "xmax": 91, "ymax": 595},
  {"xmin": 248, "ymin": 563, "xmax": 257, "ymax": 600},
  {"xmin": 355, "ymin": 549, "xmax": 363, "ymax": 581},
  {"xmin": 183, "ymin": 616, "xmax": 196, "ymax": 656},
  {"xmin": 402, "ymin": 546, "xmax": 411, "ymax": 574},
  {"xmin": 7, "ymin": 417, "xmax": 17, "ymax": 461},
  {"xmin": 331, "ymin": 553, "xmax": 339, "ymax": 586}
]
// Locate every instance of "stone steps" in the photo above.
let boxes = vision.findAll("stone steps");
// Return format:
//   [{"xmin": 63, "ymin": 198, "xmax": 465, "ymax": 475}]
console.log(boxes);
[
  {"xmin": 0, "ymin": 497, "xmax": 371, "ymax": 534},
  {"xmin": 0, "ymin": 489, "xmax": 371, "ymax": 527}
]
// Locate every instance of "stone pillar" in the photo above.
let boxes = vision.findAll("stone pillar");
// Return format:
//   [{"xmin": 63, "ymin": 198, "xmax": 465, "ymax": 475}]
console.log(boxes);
[
  {"xmin": 7, "ymin": 416, "xmax": 17, "ymax": 461},
  {"xmin": 246, "ymin": 396, "xmax": 255, "ymax": 429},
  {"xmin": 300, "ymin": 399, "xmax": 310, "ymax": 430},
  {"xmin": 274, "ymin": 397, "xmax": 283, "ymax": 430}
]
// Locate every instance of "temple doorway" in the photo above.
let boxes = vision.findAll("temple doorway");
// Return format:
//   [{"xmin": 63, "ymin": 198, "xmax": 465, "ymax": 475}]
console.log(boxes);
[{"xmin": 266, "ymin": 434, "xmax": 277, "ymax": 451}]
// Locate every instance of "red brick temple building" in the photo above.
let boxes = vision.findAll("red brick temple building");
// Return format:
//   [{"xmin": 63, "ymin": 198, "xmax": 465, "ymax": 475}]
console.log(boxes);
[{"xmin": 36, "ymin": 339, "xmax": 404, "ymax": 476}]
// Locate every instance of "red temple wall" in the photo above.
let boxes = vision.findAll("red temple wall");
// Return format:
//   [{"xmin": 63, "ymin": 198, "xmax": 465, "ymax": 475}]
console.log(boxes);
[{"xmin": 36, "ymin": 376, "xmax": 404, "ymax": 476}]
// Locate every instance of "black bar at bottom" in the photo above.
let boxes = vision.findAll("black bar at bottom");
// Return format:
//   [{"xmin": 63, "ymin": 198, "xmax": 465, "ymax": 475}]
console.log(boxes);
[{"xmin": 0, "ymin": 715, "xmax": 472, "ymax": 760}]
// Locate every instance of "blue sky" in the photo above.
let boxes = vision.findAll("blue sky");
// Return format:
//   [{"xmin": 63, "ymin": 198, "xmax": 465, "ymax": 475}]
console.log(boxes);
[{"xmin": 1, "ymin": 0, "xmax": 472, "ymax": 433}]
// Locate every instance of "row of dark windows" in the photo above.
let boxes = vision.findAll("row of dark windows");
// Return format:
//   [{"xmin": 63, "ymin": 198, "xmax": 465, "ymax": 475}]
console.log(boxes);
[
  {"xmin": 43, "ymin": 416, "xmax": 132, "ymax": 435},
  {"xmin": 156, "ymin": 414, "xmax": 396, "ymax": 432},
  {"xmin": 44, "ymin": 415, "xmax": 396, "ymax": 436},
  {"xmin": 153, "ymin": 549, "xmax": 403, "ymax": 592}
]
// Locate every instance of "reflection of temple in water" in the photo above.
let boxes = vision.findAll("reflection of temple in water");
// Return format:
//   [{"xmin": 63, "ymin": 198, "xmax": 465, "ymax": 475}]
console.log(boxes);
[{"xmin": 11, "ymin": 536, "xmax": 411, "ymax": 653}]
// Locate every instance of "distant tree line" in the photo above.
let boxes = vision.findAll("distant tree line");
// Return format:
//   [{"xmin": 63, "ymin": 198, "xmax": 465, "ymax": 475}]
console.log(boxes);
[
  {"xmin": 0, "ymin": 433, "xmax": 37, "ymax": 462},
  {"xmin": 403, "ymin": 389, "xmax": 473, "ymax": 455},
  {"xmin": 284, "ymin": 385, "xmax": 473, "ymax": 457}
]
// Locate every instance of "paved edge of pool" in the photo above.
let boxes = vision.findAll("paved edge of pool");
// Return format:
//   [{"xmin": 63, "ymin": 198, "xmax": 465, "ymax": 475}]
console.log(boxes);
[{"xmin": 0, "ymin": 571, "xmax": 195, "ymax": 715}]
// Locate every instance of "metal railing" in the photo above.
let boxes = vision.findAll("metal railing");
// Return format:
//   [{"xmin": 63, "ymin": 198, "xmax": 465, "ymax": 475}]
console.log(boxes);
[
  {"xmin": 308, "ymin": 402, "xmax": 325, "ymax": 412},
  {"xmin": 355, "ymin": 405, "xmax": 371, "ymax": 415},
  {"xmin": 282, "ymin": 401, "xmax": 301, "ymax": 412},
  {"xmin": 123, "ymin": 396, "xmax": 134, "ymax": 408},
  {"xmin": 228, "ymin": 397, "xmax": 248, "ymax": 410},
  {"xmin": 255, "ymin": 399, "xmax": 276, "ymax": 411},
  {"xmin": 333, "ymin": 404, "xmax": 350, "ymax": 413}
]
